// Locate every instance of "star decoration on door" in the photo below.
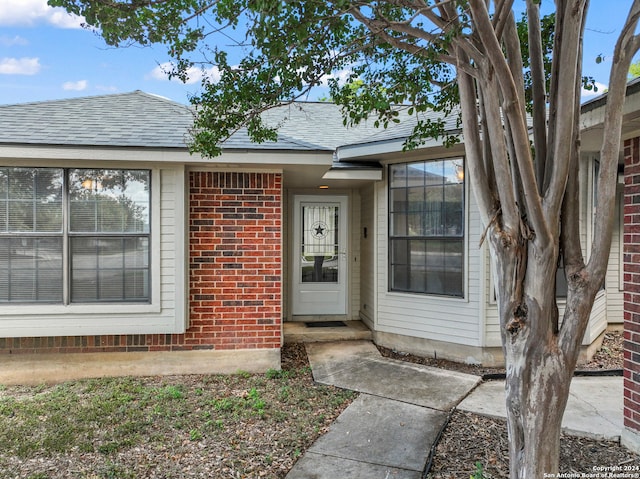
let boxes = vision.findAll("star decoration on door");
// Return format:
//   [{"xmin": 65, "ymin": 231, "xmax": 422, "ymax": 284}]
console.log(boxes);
[{"xmin": 310, "ymin": 221, "xmax": 329, "ymax": 239}]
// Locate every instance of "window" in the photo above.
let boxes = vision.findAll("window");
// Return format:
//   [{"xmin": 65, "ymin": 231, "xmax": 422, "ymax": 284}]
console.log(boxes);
[
  {"xmin": 0, "ymin": 167, "xmax": 150, "ymax": 304},
  {"xmin": 389, "ymin": 159, "xmax": 464, "ymax": 297}
]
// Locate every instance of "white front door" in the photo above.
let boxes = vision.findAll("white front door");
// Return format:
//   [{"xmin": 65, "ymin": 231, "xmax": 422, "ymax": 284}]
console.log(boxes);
[{"xmin": 292, "ymin": 195, "xmax": 348, "ymax": 316}]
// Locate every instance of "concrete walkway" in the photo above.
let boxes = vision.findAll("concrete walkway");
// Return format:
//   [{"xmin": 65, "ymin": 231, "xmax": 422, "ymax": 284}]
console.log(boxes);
[
  {"xmin": 286, "ymin": 341, "xmax": 480, "ymax": 479},
  {"xmin": 286, "ymin": 340, "xmax": 625, "ymax": 479},
  {"xmin": 458, "ymin": 375, "xmax": 624, "ymax": 441}
]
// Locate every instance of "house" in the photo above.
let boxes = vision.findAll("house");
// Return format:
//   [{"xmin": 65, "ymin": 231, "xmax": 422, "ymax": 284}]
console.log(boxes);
[{"xmin": 0, "ymin": 88, "xmax": 630, "ymax": 385}]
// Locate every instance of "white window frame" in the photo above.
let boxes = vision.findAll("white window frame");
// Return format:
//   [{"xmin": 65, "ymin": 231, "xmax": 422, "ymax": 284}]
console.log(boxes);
[
  {"xmin": 0, "ymin": 166, "xmax": 188, "ymax": 337},
  {"xmin": 388, "ymin": 157, "xmax": 466, "ymax": 298}
]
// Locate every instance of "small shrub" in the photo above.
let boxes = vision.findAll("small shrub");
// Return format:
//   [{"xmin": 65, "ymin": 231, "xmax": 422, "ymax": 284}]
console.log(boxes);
[
  {"xmin": 248, "ymin": 388, "xmax": 266, "ymax": 416},
  {"xmin": 156, "ymin": 385, "xmax": 184, "ymax": 400},
  {"xmin": 470, "ymin": 461, "xmax": 491, "ymax": 479},
  {"xmin": 212, "ymin": 397, "xmax": 233, "ymax": 412},
  {"xmin": 266, "ymin": 368, "xmax": 290, "ymax": 380}
]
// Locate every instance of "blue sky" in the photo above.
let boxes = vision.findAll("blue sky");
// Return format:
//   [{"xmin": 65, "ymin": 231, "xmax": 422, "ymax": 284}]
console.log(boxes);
[{"xmin": 0, "ymin": 0, "xmax": 633, "ymax": 106}]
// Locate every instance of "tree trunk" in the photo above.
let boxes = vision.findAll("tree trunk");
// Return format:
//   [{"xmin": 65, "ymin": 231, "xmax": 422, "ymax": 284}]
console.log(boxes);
[
  {"xmin": 490, "ymin": 228, "xmax": 594, "ymax": 477},
  {"xmin": 503, "ymin": 325, "xmax": 572, "ymax": 477},
  {"xmin": 506, "ymin": 344, "xmax": 570, "ymax": 479}
]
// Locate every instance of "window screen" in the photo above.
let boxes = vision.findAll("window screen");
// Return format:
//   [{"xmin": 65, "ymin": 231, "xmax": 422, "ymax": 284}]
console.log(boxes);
[{"xmin": 0, "ymin": 167, "xmax": 150, "ymax": 304}]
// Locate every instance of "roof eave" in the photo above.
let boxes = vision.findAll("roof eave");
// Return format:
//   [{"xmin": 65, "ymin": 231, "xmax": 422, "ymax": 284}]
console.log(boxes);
[
  {"xmin": 336, "ymin": 131, "xmax": 463, "ymax": 161},
  {"xmin": 322, "ymin": 168, "xmax": 383, "ymax": 181},
  {"xmin": 581, "ymin": 77, "xmax": 640, "ymax": 114}
]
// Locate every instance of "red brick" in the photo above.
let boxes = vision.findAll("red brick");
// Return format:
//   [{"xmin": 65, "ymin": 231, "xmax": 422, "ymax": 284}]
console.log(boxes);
[{"xmin": 625, "ymin": 139, "xmax": 640, "ymax": 432}]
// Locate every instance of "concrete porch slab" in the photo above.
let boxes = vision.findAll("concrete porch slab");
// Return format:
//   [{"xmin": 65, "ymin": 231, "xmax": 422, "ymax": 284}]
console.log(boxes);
[{"xmin": 283, "ymin": 321, "xmax": 372, "ymax": 343}]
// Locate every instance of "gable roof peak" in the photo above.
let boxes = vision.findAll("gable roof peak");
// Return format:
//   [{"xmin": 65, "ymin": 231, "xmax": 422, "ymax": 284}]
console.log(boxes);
[{"xmin": 0, "ymin": 90, "xmax": 188, "ymax": 109}]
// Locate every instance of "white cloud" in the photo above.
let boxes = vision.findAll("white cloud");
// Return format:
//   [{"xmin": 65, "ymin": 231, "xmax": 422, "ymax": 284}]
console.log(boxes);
[
  {"xmin": 0, "ymin": 35, "xmax": 28, "ymax": 47},
  {"xmin": 148, "ymin": 62, "xmax": 222, "ymax": 85},
  {"xmin": 148, "ymin": 63, "xmax": 172, "ymax": 81},
  {"xmin": 318, "ymin": 68, "xmax": 354, "ymax": 87},
  {"xmin": 0, "ymin": 57, "xmax": 41, "ymax": 75},
  {"xmin": 47, "ymin": 8, "xmax": 84, "ymax": 29},
  {"xmin": 96, "ymin": 85, "xmax": 119, "ymax": 93},
  {"xmin": 0, "ymin": 0, "xmax": 83, "ymax": 28},
  {"xmin": 62, "ymin": 80, "xmax": 88, "ymax": 91},
  {"xmin": 582, "ymin": 81, "xmax": 608, "ymax": 98}
]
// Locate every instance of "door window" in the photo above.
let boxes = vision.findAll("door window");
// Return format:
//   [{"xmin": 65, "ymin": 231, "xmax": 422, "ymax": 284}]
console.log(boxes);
[{"xmin": 301, "ymin": 204, "xmax": 339, "ymax": 283}]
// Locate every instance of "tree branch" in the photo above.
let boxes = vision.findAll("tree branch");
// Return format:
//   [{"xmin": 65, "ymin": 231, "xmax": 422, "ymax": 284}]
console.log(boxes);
[
  {"xmin": 559, "ymin": 20, "xmax": 588, "ymax": 289},
  {"xmin": 557, "ymin": 82, "xmax": 584, "ymax": 338},
  {"xmin": 468, "ymin": 0, "xmax": 549, "ymax": 244},
  {"xmin": 492, "ymin": 0, "xmax": 516, "ymax": 41},
  {"xmin": 477, "ymin": 87, "xmax": 498, "ymax": 196},
  {"xmin": 543, "ymin": 0, "xmax": 587, "ymax": 227},
  {"xmin": 478, "ymin": 66, "xmax": 521, "ymax": 232},
  {"xmin": 347, "ymin": 6, "xmax": 436, "ymax": 59},
  {"xmin": 559, "ymin": 0, "xmax": 640, "ymax": 354},
  {"xmin": 457, "ymin": 49, "xmax": 496, "ymax": 226},
  {"xmin": 527, "ymin": 0, "xmax": 549, "ymax": 189}
]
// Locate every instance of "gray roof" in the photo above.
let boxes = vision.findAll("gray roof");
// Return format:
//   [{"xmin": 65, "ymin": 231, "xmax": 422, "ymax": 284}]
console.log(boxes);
[
  {"xmin": 345, "ymin": 107, "xmax": 461, "ymax": 147},
  {"xmin": 260, "ymin": 102, "xmax": 393, "ymax": 149},
  {"xmin": 0, "ymin": 91, "xmax": 194, "ymax": 148},
  {"xmin": 0, "ymin": 90, "xmax": 456, "ymax": 153}
]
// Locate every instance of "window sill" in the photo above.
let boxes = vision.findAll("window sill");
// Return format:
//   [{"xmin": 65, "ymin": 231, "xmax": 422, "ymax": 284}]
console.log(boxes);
[
  {"xmin": 0, "ymin": 302, "xmax": 161, "ymax": 316},
  {"xmin": 386, "ymin": 290, "xmax": 468, "ymax": 303},
  {"xmin": 0, "ymin": 300, "xmax": 185, "ymax": 337}
]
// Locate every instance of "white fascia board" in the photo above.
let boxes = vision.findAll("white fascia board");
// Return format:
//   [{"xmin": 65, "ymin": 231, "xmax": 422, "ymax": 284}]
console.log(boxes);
[
  {"xmin": 214, "ymin": 149, "xmax": 334, "ymax": 166},
  {"xmin": 337, "ymin": 135, "xmax": 464, "ymax": 161},
  {"xmin": 322, "ymin": 168, "xmax": 383, "ymax": 180},
  {"xmin": 0, "ymin": 145, "xmax": 193, "ymax": 162},
  {"xmin": 337, "ymin": 138, "xmax": 410, "ymax": 160},
  {"xmin": 581, "ymin": 89, "xmax": 640, "ymax": 131},
  {"xmin": 580, "ymin": 107, "xmax": 605, "ymax": 131},
  {"xmin": 0, "ymin": 144, "xmax": 334, "ymax": 167}
]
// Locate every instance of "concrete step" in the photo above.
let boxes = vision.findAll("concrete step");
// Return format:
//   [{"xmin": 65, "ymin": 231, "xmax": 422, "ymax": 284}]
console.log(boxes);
[{"xmin": 283, "ymin": 320, "xmax": 373, "ymax": 343}]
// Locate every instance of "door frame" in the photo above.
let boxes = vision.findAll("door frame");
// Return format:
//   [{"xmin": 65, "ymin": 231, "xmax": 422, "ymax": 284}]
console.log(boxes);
[{"xmin": 290, "ymin": 194, "xmax": 349, "ymax": 318}]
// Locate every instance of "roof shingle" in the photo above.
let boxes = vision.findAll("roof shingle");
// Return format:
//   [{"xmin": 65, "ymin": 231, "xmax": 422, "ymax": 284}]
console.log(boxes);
[{"xmin": 0, "ymin": 90, "xmax": 456, "ymax": 153}]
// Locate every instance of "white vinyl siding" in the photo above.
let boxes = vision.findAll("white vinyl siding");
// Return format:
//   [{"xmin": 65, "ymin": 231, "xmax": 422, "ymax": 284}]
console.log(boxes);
[
  {"xmin": 0, "ymin": 166, "xmax": 187, "ymax": 337},
  {"xmin": 350, "ymin": 191, "xmax": 362, "ymax": 320},
  {"xmin": 605, "ymin": 188, "xmax": 624, "ymax": 325},
  {"xmin": 483, "ymin": 249, "xmax": 501, "ymax": 347},
  {"xmin": 586, "ymin": 292, "xmax": 608, "ymax": 343},
  {"xmin": 282, "ymin": 192, "xmax": 290, "ymax": 320},
  {"xmin": 159, "ymin": 168, "xmax": 179, "ymax": 313},
  {"xmin": 584, "ymin": 156, "xmax": 608, "ymax": 341},
  {"xmin": 360, "ymin": 184, "xmax": 376, "ymax": 328}
]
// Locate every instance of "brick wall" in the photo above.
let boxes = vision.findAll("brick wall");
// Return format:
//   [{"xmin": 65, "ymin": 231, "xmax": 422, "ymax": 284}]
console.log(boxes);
[
  {"xmin": 0, "ymin": 171, "xmax": 282, "ymax": 355},
  {"xmin": 189, "ymin": 171, "xmax": 282, "ymax": 350},
  {"xmin": 624, "ymin": 137, "xmax": 640, "ymax": 434}
]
